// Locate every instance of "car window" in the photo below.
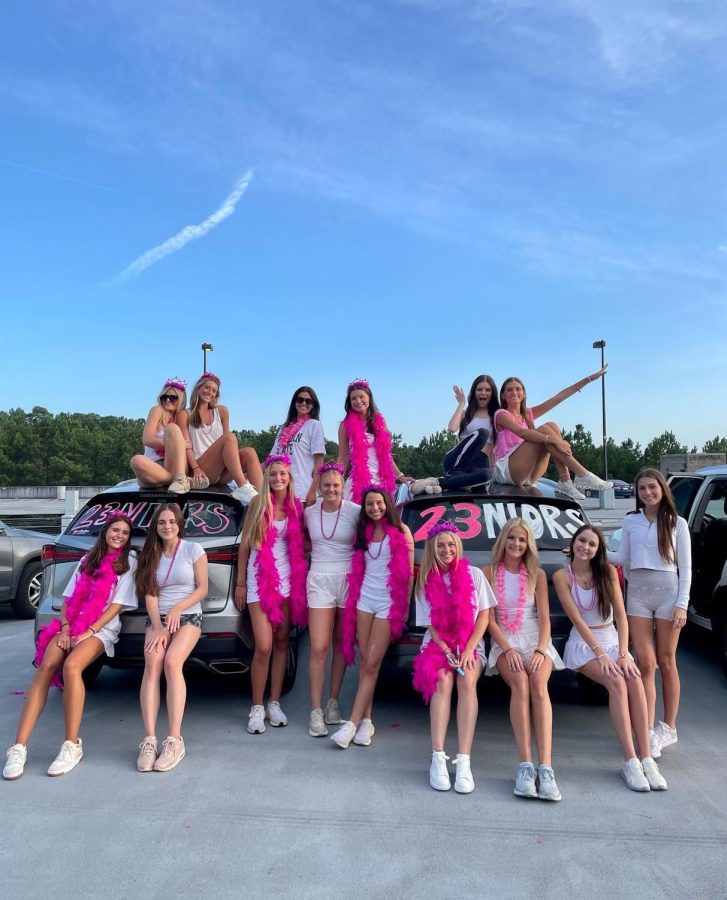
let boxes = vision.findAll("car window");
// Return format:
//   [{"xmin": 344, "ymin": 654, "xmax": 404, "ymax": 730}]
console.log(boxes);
[
  {"xmin": 702, "ymin": 484, "xmax": 727, "ymax": 521},
  {"xmin": 65, "ymin": 496, "xmax": 242, "ymax": 539},
  {"xmin": 668, "ymin": 477, "xmax": 703, "ymax": 519},
  {"xmin": 402, "ymin": 498, "xmax": 586, "ymax": 551}
]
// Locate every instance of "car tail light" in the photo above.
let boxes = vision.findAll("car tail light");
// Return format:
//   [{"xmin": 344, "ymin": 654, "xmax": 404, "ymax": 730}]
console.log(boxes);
[
  {"xmin": 41, "ymin": 544, "xmax": 84, "ymax": 567},
  {"xmin": 202, "ymin": 632, "xmax": 238, "ymax": 639},
  {"xmin": 205, "ymin": 548, "xmax": 237, "ymax": 563}
]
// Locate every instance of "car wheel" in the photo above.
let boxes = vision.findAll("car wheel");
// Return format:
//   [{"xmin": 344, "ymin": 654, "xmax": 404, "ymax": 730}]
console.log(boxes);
[
  {"xmin": 281, "ymin": 631, "xmax": 299, "ymax": 694},
  {"xmin": 11, "ymin": 561, "xmax": 44, "ymax": 618},
  {"xmin": 82, "ymin": 658, "xmax": 105, "ymax": 687},
  {"xmin": 576, "ymin": 673, "xmax": 608, "ymax": 705}
]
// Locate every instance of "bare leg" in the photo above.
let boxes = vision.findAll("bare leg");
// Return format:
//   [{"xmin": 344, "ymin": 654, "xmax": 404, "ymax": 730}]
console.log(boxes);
[
  {"xmin": 579, "ymin": 660, "xmax": 637, "ymax": 760},
  {"xmin": 629, "ymin": 616, "xmax": 657, "ymax": 727},
  {"xmin": 308, "ymin": 607, "xmax": 336, "ymax": 709},
  {"xmin": 269, "ymin": 609, "xmax": 291, "ymax": 702},
  {"xmin": 15, "ymin": 642, "xmax": 67, "ymax": 745},
  {"xmin": 240, "ymin": 448, "xmax": 263, "ymax": 490},
  {"xmin": 455, "ymin": 662, "xmax": 483, "ymax": 755},
  {"xmin": 655, "ymin": 618, "xmax": 682, "ymax": 728},
  {"xmin": 131, "ymin": 424, "xmax": 186, "ymax": 487},
  {"xmin": 164, "ymin": 625, "xmax": 201, "ymax": 738},
  {"xmin": 249, "ymin": 604, "xmax": 274, "ymax": 706},
  {"xmin": 349, "ymin": 616, "xmax": 391, "ymax": 727},
  {"xmin": 329, "ymin": 608, "xmax": 348, "ymax": 700},
  {"xmin": 197, "ymin": 433, "xmax": 246, "ymax": 484},
  {"xmin": 528, "ymin": 658, "xmax": 554, "ymax": 765},
  {"xmin": 625, "ymin": 673, "xmax": 651, "ymax": 758},
  {"xmin": 61, "ymin": 637, "xmax": 105, "ymax": 742},
  {"xmin": 430, "ymin": 671, "xmax": 454, "ymax": 750},
  {"xmin": 496, "ymin": 659, "xmax": 532, "ymax": 760},
  {"xmin": 532, "ymin": 423, "xmax": 568, "ymax": 481},
  {"xmin": 140, "ymin": 626, "xmax": 166, "ymax": 737},
  {"xmin": 506, "ymin": 443, "xmax": 549, "ymax": 487}
]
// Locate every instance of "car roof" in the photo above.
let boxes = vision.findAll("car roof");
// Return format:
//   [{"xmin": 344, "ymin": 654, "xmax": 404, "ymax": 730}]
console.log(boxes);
[{"xmin": 99, "ymin": 479, "xmax": 235, "ymax": 497}]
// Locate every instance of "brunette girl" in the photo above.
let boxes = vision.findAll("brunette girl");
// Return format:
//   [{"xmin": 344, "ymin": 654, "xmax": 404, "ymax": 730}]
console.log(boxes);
[
  {"xmin": 484, "ymin": 518, "xmax": 564, "ymax": 801},
  {"xmin": 331, "ymin": 486, "xmax": 414, "ymax": 749},
  {"xmin": 413, "ymin": 522, "xmax": 496, "ymax": 793},
  {"xmin": 493, "ymin": 370, "xmax": 612, "ymax": 500},
  {"xmin": 4, "ymin": 513, "xmax": 137, "ymax": 780},
  {"xmin": 271, "ymin": 386, "xmax": 326, "ymax": 506},
  {"xmin": 178, "ymin": 372, "xmax": 262, "ymax": 505},
  {"xmin": 304, "ymin": 463, "xmax": 360, "ymax": 736},
  {"xmin": 554, "ymin": 525, "xmax": 667, "ymax": 791},
  {"xmin": 608, "ymin": 469, "xmax": 691, "ymax": 759},
  {"xmin": 235, "ymin": 454, "xmax": 308, "ymax": 734},
  {"xmin": 130, "ymin": 377, "xmax": 191, "ymax": 494},
  {"xmin": 337, "ymin": 379, "xmax": 413, "ymax": 503},
  {"xmin": 136, "ymin": 503, "xmax": 208, "ymax": 772}
]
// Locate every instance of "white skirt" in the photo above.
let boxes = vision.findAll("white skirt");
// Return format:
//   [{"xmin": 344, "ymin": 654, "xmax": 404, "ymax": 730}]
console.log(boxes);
[
  {"xmin": 563, "ymin": 623, "xmax": 633, "ymax": 670},
  {"xmin": 486, "ymin": 620, "xmax": 564, "ymax": 675}
]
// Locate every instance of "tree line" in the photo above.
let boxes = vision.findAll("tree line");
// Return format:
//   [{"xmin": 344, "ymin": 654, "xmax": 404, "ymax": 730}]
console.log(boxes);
[{"xmin": 0, "ymin": 407, "xmax": 725, "ymax": 487}]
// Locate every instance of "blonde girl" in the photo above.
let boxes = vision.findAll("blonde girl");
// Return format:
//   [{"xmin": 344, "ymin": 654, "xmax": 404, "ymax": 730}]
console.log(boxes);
[{"xmin": 130, "ymin": 377, "xmax": 190, "ymax": 493}]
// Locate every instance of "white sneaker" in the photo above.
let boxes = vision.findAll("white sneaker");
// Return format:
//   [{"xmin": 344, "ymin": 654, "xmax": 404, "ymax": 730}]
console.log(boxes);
[
  {"xmin": 168, "ymin": 473, "xmax": 191, "ymax": 495},
  {"xmin": 641, "ymin": 756, "xmax": 668, "ymax": 791},
  {"xmin": 3, "ymin": 744, "xmax": 27, "ymax": 780},
  {"xmin": 324, "ymin": 698, "xmax": 342, "ymax": 725},
  {"xmin": 537, "ymin": 764, "xmax": 562, "ymax": 801},
  {"xmin": 555, "ymin": 479, "xmax": 586, "ymax": 501},
  {"xmin": 308, "ymin": 708, "xmax": 328, "ymax": 737},
  {"xmin": 137, "ymin": 736, "xmax": 158, "ymax": 773},
  {"xmin": 648, "ymin": 727, "xmax": 662, "ymax": 759},
  {"xmin": 429, "ymin": 751, "xmax": 451, "ymax": 791},
  {"xmin": 620, "ymin": 757, "xmax": 650, "ymax": 792},
  {"xmin": 266, "ymin": 700, "xmax": 288, "ymax": 727},
  {"xmin": 247, "ymin": 704, "xmax": 266, "ymax": 734},
  {"xmin": 232, "ymin": 483, "xmax": 258, "ymax": 506},
  {"xmin": 654, "ymin": 721, "xmax": 677, "ymax": 751},
  {"xmin": 330, "ymin": 721, "xmax": 356, "ymax": 749},
  {"xmin": 153, "ymin": 736, "xmax": 185, "ymax": 772},
  {"xmin": 514, "ymin": 762, "xmax": 538, "ymax": 798},
  {"xmin": 47, "ymin": 739, "xmax": 83, "ymax": 776},
  {"xmin": 454, "ymin": 754, "xmax": 475, "ymax": 793},
  {"xmin": 353, "ymin": 719, "xmax": 375, "ymax": 746},
  {"xmin": 574, "ymin": 472, "xmax": 613, "ymax": 492}
]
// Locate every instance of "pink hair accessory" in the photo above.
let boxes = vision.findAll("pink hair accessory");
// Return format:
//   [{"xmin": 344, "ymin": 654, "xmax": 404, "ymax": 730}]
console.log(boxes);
[
  {"xmin": 318, "ymin": 462, "xmax": 345, "ymax": 476},
  {"xmin": 347, "ymin": 378, "xmax": 370, "ymax": 393},
  {"xmin": 428, "ymin": 521, "xmax": 459, "ymax": 539},
  {"xmin": 199, "ymin": 371, "xmax": 221, "ymax": 385},
  {"xmin": 363, "ymin": 482, "xmax": 388, "ymax": 494},
  {"xmin": 164, "ymin": 376, "xmax": 187, "ymax": 391},
  {"xmin": 264, "ymin": 453, "xmax": 292, "ymax": 468}
]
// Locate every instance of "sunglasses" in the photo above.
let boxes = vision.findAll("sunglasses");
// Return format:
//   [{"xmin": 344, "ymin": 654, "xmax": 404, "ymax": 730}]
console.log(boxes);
[
  {"xmin": 160, "ymin": 394, "xmax": 179, "ymax": 403},
  {"xmin": 295, "ymin": 397, "xmax": 314, "ymax": 405}
]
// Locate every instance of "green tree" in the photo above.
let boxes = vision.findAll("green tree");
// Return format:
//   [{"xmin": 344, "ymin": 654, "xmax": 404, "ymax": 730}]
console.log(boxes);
[
  {"xmin": 643, "ymin": 431, "xmax": 687, "ymax": 469},
  {"xmin": 703, "ymin": 436, "xmax": 727, "ymax": 454}
]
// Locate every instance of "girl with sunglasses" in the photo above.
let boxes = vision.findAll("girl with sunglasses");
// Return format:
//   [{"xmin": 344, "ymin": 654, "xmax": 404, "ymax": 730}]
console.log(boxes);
[
  {"xmin": 271, "ymin": 386, "xmax": 326, "ymax": 506},
  {"xmin": 130, "ymin": 377, "xmax": 191, "ymax": 494}
]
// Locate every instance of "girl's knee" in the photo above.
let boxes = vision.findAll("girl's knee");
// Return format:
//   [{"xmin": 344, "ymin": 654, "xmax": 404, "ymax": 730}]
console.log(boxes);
[
  {"xmin": 656, "ymin": 652, "xmax": 677, "ymax": 674},
  {"xmin": 254, "ymin": 640, "xmax": 273, "ymax": 660},
  {"xmin": 637, "ymin": 656, "xmax": 657, "ymax": 676},
  {"xmin": 163, "ymin": 656, "xmax": 184, "ymax": 678},
  {"xmin": 511, "ymin": 672, "xmax": 529, "ymax": 695},
  {"xmin": 310, "ymin": 642, "xmax": 330, "ymax": 663},
  {"xmin": 165, "ymin": 422, "xmax": 181, "ymax": 437}
]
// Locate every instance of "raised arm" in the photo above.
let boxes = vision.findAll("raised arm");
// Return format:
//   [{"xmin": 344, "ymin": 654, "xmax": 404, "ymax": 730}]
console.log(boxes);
[
  {"xmin": 530, "ymin": 366, "xmax": 607, "ymax": 420},
  {"xmin": 447, "ymin": 385, "xmax": 466, "ymax": 434}
]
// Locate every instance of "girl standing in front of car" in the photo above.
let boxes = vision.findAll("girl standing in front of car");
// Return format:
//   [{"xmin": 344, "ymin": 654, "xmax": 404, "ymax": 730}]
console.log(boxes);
[
  {"xmin": 492, "ymin": 371, "xmax": 612, "ymax": 501},
  {"xmin": 554, "ymin": 525, "xmax": 667, "ymax": 791},
  {"xmin": 178, "ymin": 372, "xmax": 263, "ymax": 506},
  {"xmin": 3, "ymin": 513, "xmax": 137, "ymax": 780},
  {"xmin": 135, "ymin": 503, "xmax": 208, "ymax": 773},
  {"xmin": 331, "ymin": 486, "xmax": 414, "ymax": 749},
  {"xmin": 304, "ymin": 463, "xmax": 360, "ymax": 737},
  {"xmin": 413, "ymin": 522, "xmax": 496, "ymax": 793},
  {"xmin": 608, "ymin": 469, "xmax": 691, "ymax": 760},
  {"xmin": 337, "ymin": 379, "xmax": 413, "ymax": 503},
  {"xmin": 130, "ymin": 378, "xmax": 191, "ymax": 494},
  {"xmin": 483, "ymin": 518, "xmax": 564, "ymax": 801},
  {"xmin": 235, "ymin": 454, "xmax": 308, "ymax": 735},
  {"xmin": 271, "ymin": 386, "xmax": 327, "ymax": 507}
]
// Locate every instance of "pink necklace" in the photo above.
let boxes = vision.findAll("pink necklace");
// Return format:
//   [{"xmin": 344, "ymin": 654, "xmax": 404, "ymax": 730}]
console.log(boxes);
[
  {"xmin": 277, "ymin": 416, "xmax": 309, "ymax": 450},
  {"xmin": 495, "ymin": 561, "xmax": 529, "ymax": 632},
  {"xmin": 569, "ymin": 563, "xmax": 597, "ymax": 611},
  {"xmin": 159, "ymin": 540, "xmax": 181, "ymax": 587},
  {"xmin": 367, "ymin": 530, "xmax": 386, "ymax": 560},
  {"xmin": 320, "ymin": 502, "xmax": 343, "ymax": 540}
]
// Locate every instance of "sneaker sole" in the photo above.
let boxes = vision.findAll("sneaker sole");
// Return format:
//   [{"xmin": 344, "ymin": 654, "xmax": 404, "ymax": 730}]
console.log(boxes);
[
  {"xmin": 330, "ymin": 736, "xmax": 352, "ymax": 749},
  {"xmin": 153, "ymin": 748, "xmax": 186, "ymax": 772},
  {"xmin": 620, "ymin": 772, "xmax": 650, "ymax": 792},
  {"xmin": 538, "ymin": 792, "xmax": 562, "ymax": 801},
  {"xmin": 268, "ymin": 720, "xmax": 287, "ymax": 727},
  {"xmin": 309, "ymin": 729, "xmax": 329, "ymax": 737},
  {"xmin": 3, "ymin": 770, "xmax": 24, "ymax": 780},
  {"xmin": 324, "ymin": 717, "xmax": 343, "ymax": 725},
  {"xmin": 48, "ymin": 752, "xmax": 83, "ymax": 777},
  {"xmin": 513, "ymin": 789, "xmax": 538, "ymax": 799},
  {"xmin": 430, "ymin": 780, "xmax": 452, "ymax": 791},
  {"xmin": 454, "ymin": 782, "xmax": 475, "ymax": 794},
  {"xmin": 247, "ymin": 726, "xmax": 266, "ymax": 734},
  {"xmin": 137, "ymin": 764, "xmax": 156, "ymax": 773},
  {"xmin": 658, "ymin": 738, "xmax": 677, "ymax": 750}
]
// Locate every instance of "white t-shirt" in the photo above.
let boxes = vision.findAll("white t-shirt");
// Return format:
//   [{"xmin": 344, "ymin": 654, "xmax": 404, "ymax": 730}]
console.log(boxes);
[
  {"xmin": 189, "ymin": 407, "xmax": 224, "ymax": 458},
  {"xmin": 304, "ymin": 500, "xmax": 360, "ymax": 572},
  {"xmin": 155, "ymin": 540, "xmax": 206, "ymax": 614},
  {"xmin": 272, "ymin": 419, "xmax": 327, "ymax": 500},
  {"xmin": 461, "ymin": 415, "xmax": 492, "ymax": 440},
  {"xmin": 416, "ymin": 566, "xmax": 496, "ymax": 651}
]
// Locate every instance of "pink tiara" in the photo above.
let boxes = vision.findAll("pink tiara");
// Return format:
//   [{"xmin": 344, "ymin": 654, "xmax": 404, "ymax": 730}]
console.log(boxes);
[
  {"xmin": 428, "ymin": 521, "xmax": 459, "ymax": 538},
  {"xmin": 318, "ymin": 462, "xmax": 345, "ymax": 476},
  {"xmin": 363, "ymin": 482, "xmax": 387, "ymax": 494},
  {"xmin": 106, "ymin": 509, "xmax": 133, "ymax": 524},
  {"xmin": 347, "ymin": 378, "xmax": 370, "ymax": 392},
  {"xmin": 164, "ymin": 376, "xmax": 187, "ymax": 391},
  {"xmin": 264, "ymin": 453, "xmax": 291, "ymax": 468},
  {"xmin": 199, "ymin": 371, "xmax": 221, "ymax": 385}
]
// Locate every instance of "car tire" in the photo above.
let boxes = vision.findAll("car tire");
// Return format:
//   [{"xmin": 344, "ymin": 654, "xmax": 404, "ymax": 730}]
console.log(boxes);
[
  {"xmin": 11, "ymin": 561, "xmax": 44, "ymax": 619},
  {"xmin": 82, "ymin": 658, "xmax": 105, "ymax": 687},
  {"xmin": 281, "ymin": 630, "xmax": 299, "ymax": 694},
  {"xmin": 576, "ymin": 673, "xmax": 608, "ymax": 705}
]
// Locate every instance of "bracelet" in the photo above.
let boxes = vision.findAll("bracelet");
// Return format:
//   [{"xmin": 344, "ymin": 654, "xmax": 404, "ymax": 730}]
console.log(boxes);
[
  {"xmin": 619, "ymin": 652, "xmax": 629, "ymax": 659},
  {"xmin": 89, "ymin": 626, "xmax": 96, "ymax": 634},
  {"xmin": 533, "ymin": 648, "xmax": 546, "ymax": 658},
  {"xmin": 590, "ymin": 643, "xmax": 602, "ymax": 651},
  {"xmin": 596, "ymin": 653, "xmax": 607, "ymax": 659},
  {"xmin": 61, "ymin": 623, "xmax": 70, "ymax": 631},
  {"xmin": 504, "ymin": 648, "xmax": 514, "ymax": 655}
]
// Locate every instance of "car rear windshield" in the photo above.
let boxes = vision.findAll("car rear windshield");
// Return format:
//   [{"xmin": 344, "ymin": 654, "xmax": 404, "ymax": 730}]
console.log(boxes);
[
  {"xmin": 402, "ymin": 498, "xmax": 586, "ymax": 551},
  {"xmin": 65, "ymin": 495, "xmax": 242, "ymax": 540}
]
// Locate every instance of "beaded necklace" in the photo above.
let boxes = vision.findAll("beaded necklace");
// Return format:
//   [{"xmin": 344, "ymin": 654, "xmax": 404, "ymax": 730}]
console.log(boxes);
[
  {"xmin": 569, "ymin": 563, "xmax": 597, "ymax": 612},
  {"xmin": 320, "ymin": 501, "xmax": 343, "ymax": 540},
  {"xmin": 495, "ymin": 561, "xmax": 529, "ymax": 632}
]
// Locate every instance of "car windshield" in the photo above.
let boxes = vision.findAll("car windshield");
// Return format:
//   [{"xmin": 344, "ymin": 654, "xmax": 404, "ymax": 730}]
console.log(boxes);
[
  {"xmin": 65, "ymin": 495, "xmax": 242, "ymax": 539},
  {"xmin": 402, "ymin": 498, "xmax": 586, "ymax": 551}
]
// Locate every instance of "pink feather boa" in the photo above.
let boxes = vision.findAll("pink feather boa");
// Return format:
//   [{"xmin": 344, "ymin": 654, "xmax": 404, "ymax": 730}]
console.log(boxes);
[
  {"xmin": 412, "ymin": 559, "xmax": 477, "ymax": 703},
  {"xmin": 344, "ymin": 411, "xmax": 397, "ymax": 503},
  {"xmin": 34, "ymin": 549, "xmax": 122, "ymax": 689},
  {"xmin": 253, "ymin": 497, "xmax": 308, "ymax": 628},
  {"xmin": 341, "ymin": 520, "xmax": 412, "ymax": 665}
]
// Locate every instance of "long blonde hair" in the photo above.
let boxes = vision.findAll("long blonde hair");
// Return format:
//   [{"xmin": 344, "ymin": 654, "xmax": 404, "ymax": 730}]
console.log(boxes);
[
  {"xmin": 155, "ymin": 384, "xmax": 187, "ymax": 427},
  {"xmin": 489, "ymin": 518, "xmax": 539, "ymax": 593},
  {"xmin": 416, "ymin": 529, "xmax": 464, "ymax": 593},
  {"xmin": 188, "ymin": 376, "xmax": 221, "ymax": 429},
  {"xmin": 244, "ymin": 461, "xmax": 298, "ymax": 549}
]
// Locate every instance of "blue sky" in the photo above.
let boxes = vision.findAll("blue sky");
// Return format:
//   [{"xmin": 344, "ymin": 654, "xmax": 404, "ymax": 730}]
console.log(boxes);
[{"xmin": 2, "ymin": 0, "xmax": 726, "ymax": 450}]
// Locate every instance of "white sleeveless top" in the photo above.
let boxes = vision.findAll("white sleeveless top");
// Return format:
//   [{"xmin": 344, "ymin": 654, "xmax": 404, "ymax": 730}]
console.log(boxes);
[
  {"xmin": 496, "ymin": 569, "xmax": 537, "ymax": 626},
  {"xmin": 246, "ymin": 519, "xmax": 290, "ymax": 600},
  {"xmin": 569, "ymin": 567, "xmax": 613, "ymax": 627},
  {"xmin": 359, "ymin": 535, "xmax": 391, "ymax": 604},
  {"xmin": 344, "ymin": 432, "xmax": 380, "ymax": 500},
  {"xmin": 144, "ymin": 426, "xmax": 165, "ymax": 462},
  {"xmin": 189, "ymin": 407, "xmax": 224, "ymax": 458}
]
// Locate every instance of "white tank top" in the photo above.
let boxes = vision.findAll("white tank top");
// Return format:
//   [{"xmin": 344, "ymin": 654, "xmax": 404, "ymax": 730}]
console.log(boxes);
[
  {"xmin": 497, "ymin": 569, "xmax": 537, "ymax": 624},
  {"xmin": 359, "ymin": 535, "xmax": 391, "ymax": 604},
  {"xmin": 247, "ymin": 519, "xmax": 290, "ymax": 594},
  {"xmin": 569, "ymin": 566, "xmax": 613, "ymax": 627},
  {"xmin": 144, "ymin": 426, "xmax": 165, "ymax": 461},
  {"xmin": 189, "ymin": 407, "xmax": 224, "ymax": 458}
]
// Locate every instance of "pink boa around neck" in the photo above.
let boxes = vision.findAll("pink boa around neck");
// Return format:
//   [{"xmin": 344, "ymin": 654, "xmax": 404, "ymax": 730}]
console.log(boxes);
[
  {"xmin": 341, "ymin": 520, "xmax": 412, "ymax": 665},
  {"xmin": 34, "ymin": 549, "xmax": 122, "ymax": 689},
  {"xmin": 412, "ymin": 559, "xmax": 477, "ymax": 703},
  {"xmin": 276, "ymin": 416, "xmax": 309, "ymax": 451},
  {"xmin": 253, "ymin": 496, "xmax": 308, "ymax": 628},
  {"xmin": 344, "ymin": 411, "xmax": 396, "ymax": 503}
]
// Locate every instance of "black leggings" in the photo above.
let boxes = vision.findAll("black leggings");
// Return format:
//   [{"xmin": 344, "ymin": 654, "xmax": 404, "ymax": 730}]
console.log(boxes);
[{"xmin": 440, "ymin": 429, "xmax": 491, "ymax": 490}]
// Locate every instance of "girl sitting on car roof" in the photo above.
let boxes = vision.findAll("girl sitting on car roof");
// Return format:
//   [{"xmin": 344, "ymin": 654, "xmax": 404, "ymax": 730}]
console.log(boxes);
[
  {"xmin": 3, "ymin": 512, "xmax": 137, "ymax": 781},
  {"xmin": 270, "ymin": 386, "xmax": 327, "ymax": 507},
  {"xmin": 177, "ymin": 372, "xmax": 263, "ymax": 507},
  {"xmin": 492, "ymin": 371, "xmax": 612, "ymax": 501},
  {"xmin": 130, "ymin": 377, "xmax": 192, "ymax": 495}
]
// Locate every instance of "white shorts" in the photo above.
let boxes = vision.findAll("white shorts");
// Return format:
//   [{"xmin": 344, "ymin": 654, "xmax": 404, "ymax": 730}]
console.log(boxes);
[
  {"xmin": 486, "ymin": 621, "xmax": 564, "ymax": 675},
  {"xmin": 563, "ymin": 624, "xmax": 634, "ymax": 670},
  {"xmin": 492, "ymin": 445, "xmax": 531, "ymax": 486},
  {"xmin": 307, "ymin": 570, "xmax": 349, "ymax": 610},
  {"xmin": 357, "ymin": 593, "xmax": 392, "ymax": 619},
  {"xmin": 627, "ymin": 569, "xmax": 679, "ymax": 620}
]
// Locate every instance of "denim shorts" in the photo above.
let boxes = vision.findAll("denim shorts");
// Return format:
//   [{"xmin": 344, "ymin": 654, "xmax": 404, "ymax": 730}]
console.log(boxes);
[{"xmin": 145, "ymin": 613, "xmax": 203, "ymax": 629}]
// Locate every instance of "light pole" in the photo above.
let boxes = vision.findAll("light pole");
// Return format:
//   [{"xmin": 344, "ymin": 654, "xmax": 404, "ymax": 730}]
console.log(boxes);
[
  {"xmin": 201, "ymin": 342, "xmax": 214, "ymax": 372},
  {"xmin": 592, "ymin": 340, "xmax": 607, "ymax": 480}
]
